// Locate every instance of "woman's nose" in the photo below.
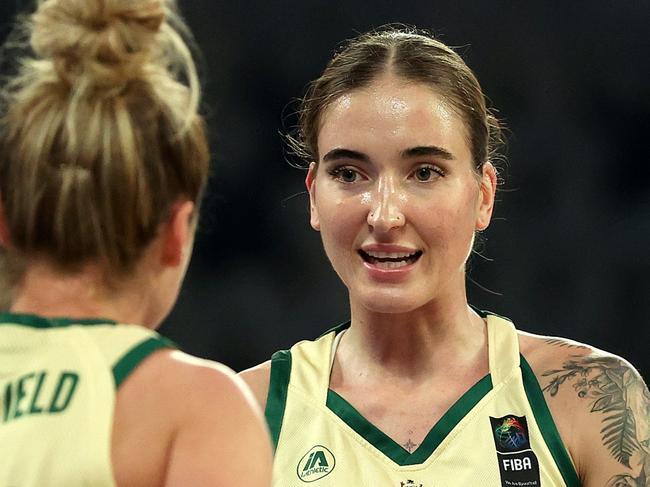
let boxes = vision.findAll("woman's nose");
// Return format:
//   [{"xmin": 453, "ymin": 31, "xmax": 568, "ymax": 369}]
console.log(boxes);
[{"xmin": 367, "ymin": 175, "xmax": 405, "ymax": 232}]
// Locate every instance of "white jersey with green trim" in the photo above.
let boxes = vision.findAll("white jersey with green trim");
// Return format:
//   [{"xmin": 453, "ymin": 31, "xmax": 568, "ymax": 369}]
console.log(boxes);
[
  {"xmin": 265, "ymin": 313, "xmax": 581, "ymax": 487},
  {"xmin": 0, "ymin": 312, "xmax": 174, "ymax": 487}
]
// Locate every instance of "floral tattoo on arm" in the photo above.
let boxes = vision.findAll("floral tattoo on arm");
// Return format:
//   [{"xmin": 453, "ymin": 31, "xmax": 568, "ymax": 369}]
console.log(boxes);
[{"xmin": 541, "ymin": 349, "xmax": 650, "ymax": 486}]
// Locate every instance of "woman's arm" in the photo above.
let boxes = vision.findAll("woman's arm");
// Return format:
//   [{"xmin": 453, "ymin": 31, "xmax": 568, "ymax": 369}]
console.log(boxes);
[
  {"xmin": 163, "ymin": 356, "xmax": 272, "ymax": 486},
  {"xmin": 526, "ymin": 337, "xmax": 650, "ymax": 486}
]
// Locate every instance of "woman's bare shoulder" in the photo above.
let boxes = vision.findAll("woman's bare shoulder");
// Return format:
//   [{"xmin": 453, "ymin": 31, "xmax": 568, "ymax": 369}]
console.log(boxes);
[
  {"xmin": 113, "ymin": 349, "xmax": 271, "ymax": 486},
  {"xmin": 114, "ymin": 349, "xmax": 267, "ymax": 448},
  {"xmin": 123, "ymin": 348, "xmax": 254, "ymax": 403},
  {"xmin": 517, "ymin": 329, "xmax": 636, "ymax": 414},
  {"xmin": 239, "ymin": 360, "xmax": 272, "ymax": 411},
  {"xmin": 518, "ymin": 330, "xmax": 650, "ymax": 485}
]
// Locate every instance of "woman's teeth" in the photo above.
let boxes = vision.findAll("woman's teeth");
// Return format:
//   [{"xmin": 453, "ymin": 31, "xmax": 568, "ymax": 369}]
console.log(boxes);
[{"xmin": 359, "ymin": 250, "xmax": 422, "ymax": 268}]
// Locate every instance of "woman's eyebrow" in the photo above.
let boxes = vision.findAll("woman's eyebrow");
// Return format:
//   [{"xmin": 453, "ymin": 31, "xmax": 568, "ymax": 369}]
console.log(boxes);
[
  {"xmin": 322, "ymin": 148, "xmax": 370, "ymax": 163},
  {"xmin": 401, "ymin": 146, "xmax": 454, "ymax": 160},
  {"xmin": 322, "ymin": 146, "xmax": 454, "ymax": 163}
]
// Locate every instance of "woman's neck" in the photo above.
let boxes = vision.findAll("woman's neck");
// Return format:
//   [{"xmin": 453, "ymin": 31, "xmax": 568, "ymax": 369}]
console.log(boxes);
[
  {"xmin": 335, "ymin": 295, "xmax": 488, "ymax": 385},
  {"xmin": 10, "ymin": 261, "xmax": 155, "ymax": 328}
]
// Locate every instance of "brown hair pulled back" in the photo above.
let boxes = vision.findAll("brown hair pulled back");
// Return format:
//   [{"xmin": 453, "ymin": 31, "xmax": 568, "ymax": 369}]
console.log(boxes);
[
  {"xmin": 288, "ymin": 26, "xmax": 503, "ymax": 172},
  {"xmin": 0, "ymin": 0, "xmax": 209, "ymax": 287}
]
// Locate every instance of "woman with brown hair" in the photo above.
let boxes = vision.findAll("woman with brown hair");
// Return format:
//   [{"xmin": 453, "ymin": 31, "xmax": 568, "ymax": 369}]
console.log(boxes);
[
  {"xmin": 241, "ymin": 27, "xmax": 649, "ymax": 486},
  {"xmin": 0, "ymin": 0, "xmax": 271, "ymax": 485}
]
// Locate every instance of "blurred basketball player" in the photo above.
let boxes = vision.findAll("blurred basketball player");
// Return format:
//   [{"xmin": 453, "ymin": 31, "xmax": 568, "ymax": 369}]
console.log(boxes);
[{"xmin": 0, "ymin": 1, "xmax": 272, "ymax": 485}]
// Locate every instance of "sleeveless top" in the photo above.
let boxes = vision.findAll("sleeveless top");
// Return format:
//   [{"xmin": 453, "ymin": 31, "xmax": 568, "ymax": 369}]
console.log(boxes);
[
  {"xmin": 266, "ymin": 313, "xmax": 580, "ymax": 486},
  {"xmin": 0, "ymin": 312, "xmax": 174, "ymax": 487}
]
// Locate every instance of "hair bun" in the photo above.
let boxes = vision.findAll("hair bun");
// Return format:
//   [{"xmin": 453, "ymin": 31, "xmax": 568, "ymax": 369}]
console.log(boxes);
[{"xmin": 30, "ymin": 0, "xmax": 166, "ymax": 88}]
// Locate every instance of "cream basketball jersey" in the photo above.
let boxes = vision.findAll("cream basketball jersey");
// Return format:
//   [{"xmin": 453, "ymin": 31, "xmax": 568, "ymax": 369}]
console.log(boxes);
[
  {"xmin": 0, "ymin": 312, "xmax": 174, "ymax": 487},
  {"xmin": 266, "ymin": 313, "xmax": 580, "ymax": 487}
]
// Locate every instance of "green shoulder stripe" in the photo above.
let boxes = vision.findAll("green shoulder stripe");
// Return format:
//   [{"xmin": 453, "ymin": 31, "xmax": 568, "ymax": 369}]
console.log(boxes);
[
  {"xmin": 112, "ymin": 337, "xmax": 176, "ymax": 388},
  {"xmin": 265, "ymin": 349, "xmax": 292, "ymax": 450},
  {"xmin": 317, "ymin": 321, "xmax": 351, "ymax": 339},
  {"xmin": 0, "ymin": 312, "xmax": 116, "ymax": 328},
  {"xmin": 520, "ymin": 355, "xmax": 581, "ymax": 487}
]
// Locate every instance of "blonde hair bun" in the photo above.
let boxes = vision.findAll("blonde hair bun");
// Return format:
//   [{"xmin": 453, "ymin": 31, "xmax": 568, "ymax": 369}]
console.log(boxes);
[
  {"xmin": 0, "ymin": 0, "xmax": 208, "ymax": 280},
  {"xmin": 31, "ymin": 0, "xmax": 166, "ymax": 89}
]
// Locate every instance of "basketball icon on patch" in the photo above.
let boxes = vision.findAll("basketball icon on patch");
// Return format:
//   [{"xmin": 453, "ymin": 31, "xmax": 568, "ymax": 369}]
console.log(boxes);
[{"xmin": 492, "ymin": 415, "xmax": 529, "ymax": 451}]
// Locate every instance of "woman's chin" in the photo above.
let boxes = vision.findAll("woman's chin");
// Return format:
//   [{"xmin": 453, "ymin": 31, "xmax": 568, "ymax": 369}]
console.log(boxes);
[{"xmin": 351, "ymin": 288, "xmax": 427, "ymax": 315}]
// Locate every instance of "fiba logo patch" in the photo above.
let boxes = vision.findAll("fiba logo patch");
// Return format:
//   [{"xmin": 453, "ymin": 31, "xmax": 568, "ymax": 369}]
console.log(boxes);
[
  {"xmin": 493, "ymin": 416, "xmax": 528, "ymax": 451},
  {"xmin": 489, "ymin": 415, "xmax": 540, "ymax": 487},
  {"xmin": 296, "ymin": 445, "xmax": 336, "ymax": 482}
]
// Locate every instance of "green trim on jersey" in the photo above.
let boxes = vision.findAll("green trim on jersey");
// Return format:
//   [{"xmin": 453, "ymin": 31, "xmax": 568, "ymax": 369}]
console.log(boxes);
[
  {"xmin": 326, "ymin": 374, "xmax": 493, "ymax": 466},
  {"xmin": 265, "ymin": 349, "xmax": 292, "ymax": 449},
  {"xmin": 0, "ymin": 312, "xmax": 116, "ymax": 328},
  {"xmin": 317, "ymin": 321, "xmax": 351, "ymax": 339},
  {"xmin": 521, "ymin": 355, "xmax": 580, "ymax": 487},
  {"xmin": 112, "ymin": 337, "xmax": 176, "ymax": 388}
]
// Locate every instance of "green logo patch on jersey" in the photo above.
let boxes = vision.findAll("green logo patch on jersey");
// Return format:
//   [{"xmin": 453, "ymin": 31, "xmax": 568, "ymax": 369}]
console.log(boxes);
[{"xmin": 296, "ymin": 445, "xmax": 336, "ymax": 482}]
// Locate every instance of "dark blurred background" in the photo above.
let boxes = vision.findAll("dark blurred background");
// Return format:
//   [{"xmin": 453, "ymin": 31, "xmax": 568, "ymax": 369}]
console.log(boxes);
[{"xmin": 2, "ymin": 1, "xmax": 649, "ymax": 379}]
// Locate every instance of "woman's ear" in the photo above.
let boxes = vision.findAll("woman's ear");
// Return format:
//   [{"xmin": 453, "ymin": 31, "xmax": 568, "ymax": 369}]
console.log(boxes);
[
  {"xmin": 160, "ymin": 200, "xmax": 195, "ymax": 267},
  {"xmin": 475, "ymin": 161, "xmax": 497, "ymax": 231},
  {"xmin": 306, "ymin": 162, "xmax": 320, "ymax": 231}
]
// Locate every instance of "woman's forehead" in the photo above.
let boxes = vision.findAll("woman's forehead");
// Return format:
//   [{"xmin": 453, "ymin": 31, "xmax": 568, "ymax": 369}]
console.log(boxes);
[{"xmin": 317, "ymin": 79, "xmax": 471, "ymax": 160}]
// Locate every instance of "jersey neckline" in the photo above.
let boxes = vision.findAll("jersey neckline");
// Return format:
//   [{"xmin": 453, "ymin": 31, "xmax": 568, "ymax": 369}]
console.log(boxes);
[
  {"xmin": 323, "ymin": 313, "xmax": 515, "ymax": 466},
  {"xmin": 0, "ymin": 311, "xmax": 116, "ymax": 328},
  {"xmin": 327, "ymin": 373, "xmax": 493, "ymax": 466}
]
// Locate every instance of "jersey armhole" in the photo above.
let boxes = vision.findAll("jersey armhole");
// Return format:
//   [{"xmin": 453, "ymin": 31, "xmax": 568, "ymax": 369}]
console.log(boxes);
[
  {"xmin": 112, "ymin": 336, "xmax": 176, "ymax": 388},
  {"xmin": 265, "ymin": 349, "xmax": 292, "ymax": 450},
  {"xmin": 520, "ymin": 354, "xmax": 581, "ymax": 487}
]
